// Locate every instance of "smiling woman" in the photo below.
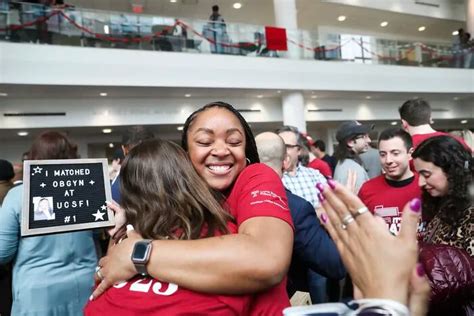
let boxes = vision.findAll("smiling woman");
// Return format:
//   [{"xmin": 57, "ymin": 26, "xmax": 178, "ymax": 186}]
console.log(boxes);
[{"xmin": 92, "ymin": 101, "xmax": 294, "ymax": 315}]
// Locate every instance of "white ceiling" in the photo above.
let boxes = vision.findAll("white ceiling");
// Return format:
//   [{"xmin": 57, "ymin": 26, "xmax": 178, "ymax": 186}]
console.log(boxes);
[{"xmin": 1, "ymin": 84, "xmax": 473, "ymax": 101}]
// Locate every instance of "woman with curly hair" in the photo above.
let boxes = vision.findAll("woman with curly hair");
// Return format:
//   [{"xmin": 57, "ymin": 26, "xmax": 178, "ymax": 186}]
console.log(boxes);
[{"xmin": 412, "ymin": 135, "xmax": 473, "ymax": 316}]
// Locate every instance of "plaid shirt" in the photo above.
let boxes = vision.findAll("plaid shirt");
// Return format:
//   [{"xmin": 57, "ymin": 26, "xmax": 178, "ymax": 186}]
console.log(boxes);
[{"xmin": 282, "ymin": 164, "xmax": 327, "ymax": 208}]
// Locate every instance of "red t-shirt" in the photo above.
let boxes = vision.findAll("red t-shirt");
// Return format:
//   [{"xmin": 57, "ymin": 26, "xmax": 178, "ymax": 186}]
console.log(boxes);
[
  {"xmin": 308, "ymin": 158, "xmax": 332, "ymax": 178},
  {"xmin": 358, "ymin": 174, "xmax": 421, "ymax": 235},
  {"xmin": 412, "ymin": 132, "xmax": 471, "ymax": 152},
  {"xmin": 225, "ymin": 163, "xmax": 293, "ymax": 316},
  {"xmin": 85, "ymin": 163, "xmax": 293, "ymax": 316},
  {"xmin": 84, "ymin": 222, "xmax": 255, "ymax": 316}
]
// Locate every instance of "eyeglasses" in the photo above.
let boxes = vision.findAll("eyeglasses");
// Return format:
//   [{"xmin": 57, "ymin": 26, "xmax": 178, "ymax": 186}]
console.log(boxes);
[{"xmin": 285, "ymin": 144, "xmax": 300, "ymax": 149}]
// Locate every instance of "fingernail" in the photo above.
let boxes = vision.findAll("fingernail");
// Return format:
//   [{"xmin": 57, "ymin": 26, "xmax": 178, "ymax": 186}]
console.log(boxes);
[
  {"xmin": 320, "ymin": 213, "xmax": 328, "ymax": 224},
  {"xmin": 126, "ymin": 224, "xmax": 134, "ymax": 231},
  {"xmin": 106, "ymin": 200, "xmax": 111, "ymax": 205},
  {"xmin": 416, "ymin": 263, "xmax": 425, "ymax": 277},
  {"xmin": 316, "ymin": 183, "xmax": 325, "ymax": 192},
  {"xmin": 409, "ymin": 198, "xmax": 421, "ymax": 213},
  {"xmin": 318, "ymin": 193, "xmax": 325, "ymax": 203},
  {"xmin": 328, "ymin": 179, "xmax": 336, "ymax": 190},
  {"xmin": 326, "ymin": 175, "xmax": 332, "ymax": 180},
  {"xmin": 89, "ymin": 295, "xmax": 94, "ymax": 301}
]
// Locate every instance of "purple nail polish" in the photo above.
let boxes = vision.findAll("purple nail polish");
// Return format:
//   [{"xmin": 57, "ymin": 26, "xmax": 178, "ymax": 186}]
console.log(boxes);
[
  {"xmin": 409, "ymin": 198, "xmax": 421, "ymax": 213},
  {"xmin": 320, "ymin": 213, "xmax": 328, "ymax": 224},
  {"xmin": 328, "ymin": 179, "xmax": 336, "ymax": 190},
  {"xmin": 416, "ymin": 263, "xmax": 425, "ymax": 277},
  {"xmin": 318, "ymin": 193, "xmax": 325, "ymax": 203},
  {"xmin": 316, "ymin": 183, "xmax": 325, "ymax": 192}
]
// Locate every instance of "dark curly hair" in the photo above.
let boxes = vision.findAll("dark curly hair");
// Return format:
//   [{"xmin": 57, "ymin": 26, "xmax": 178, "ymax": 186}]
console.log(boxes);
[{"xmin": 412, "ymin": 136, "xmax": 473, "ymax": 226}]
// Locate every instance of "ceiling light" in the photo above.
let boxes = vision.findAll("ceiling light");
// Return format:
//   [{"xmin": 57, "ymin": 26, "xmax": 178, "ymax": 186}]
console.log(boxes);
[
  {"xmin": 17, "ymin": 131, "xmax": 28, "ymax": 136},
  {"xmin": 380, "ymin": 21, "xmax": 388, "ymax": 27},
  {"xmin": 184, "ymin": 94, "xmax": 191, "ymax": 98},
  {"xmin": 233, "ymin": 2, "xmax": 242, "ymax": 9},
  {"xmin": 337, "ymin": 15, "xmax": 346, "ymax": 22},
  {"xmin": 170, "ymin": 0, "xmax": 177, "ymax": 2},
  {"xmin": 453, "ymin": 97, "xmax": 459, "ymax": 101},
  {"xmin": 365, "ymin": 96, "xmax": 372, "ymax": 99},
  {"xmin": 461, "ymin": 120, "xmax": 468, "ymax": 124},
  {"xmin": 257, "ymin": 95, "xmax": 263, "ymax": 99},
  {"xmin": 390, "ymin": 121, "xmax": 398, "ymax": 126},
  {"xmin": 311, "ymin": 95, "xmax": 317, "ymax": 99},
  {"xmin": 108, "ymin": 143, "xmax": 114, "ymax": 148},
  {"xmin": 277, "ymin": 90, "xmax": 281, "ymax": 94},
  {"xmin": 418, "ymin": 26, "xmax": 426, "ymax": 32},
  {"xmin": 452, "ymin": 30, "xmax": 459, "ymax": 36},
  {"xmin": 177, "ymin": 126, "xmax": 184, "ymax": 131},
  {"xmin": 100, "ymin": 92, "xmax": 107, "ymax": 97},
  {"xmin": 0, "ymin": 92, "xmax": 7, "ymax": 97},
  {"xmin": 103, "ymin": 25, "xmax": 110, "ymax": 34},
  {"xmin": 102, "ymin": 128, "xmax": 112, "ymax": 134}
]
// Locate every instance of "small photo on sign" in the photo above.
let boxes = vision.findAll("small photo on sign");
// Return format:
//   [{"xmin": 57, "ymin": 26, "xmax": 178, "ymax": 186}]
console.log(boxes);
[
  {"xmin": 33, "ymin": 196, "xmax": 55, "ymax": 221},
  {"xmin": 21, "ymin": 158, "xmax": 114, "ymax": 236}
]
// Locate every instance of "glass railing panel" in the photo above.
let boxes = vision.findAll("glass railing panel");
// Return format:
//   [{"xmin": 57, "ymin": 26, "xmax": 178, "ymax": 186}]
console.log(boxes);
[{"xmin": 2, "ymin": 1, "xmax": 472, "ymax": 69}]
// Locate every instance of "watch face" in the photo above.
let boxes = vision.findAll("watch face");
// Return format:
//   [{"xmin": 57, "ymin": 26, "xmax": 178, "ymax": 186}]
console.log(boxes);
[{"xmin": 133, "ymin": 242, "xmax": 149, "ymax": 262}]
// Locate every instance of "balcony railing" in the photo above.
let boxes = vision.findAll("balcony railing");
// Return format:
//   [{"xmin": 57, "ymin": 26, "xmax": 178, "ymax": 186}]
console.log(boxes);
[{"xmin": 1, "ymin": 2, "xmax": 473, "ymax": 69}]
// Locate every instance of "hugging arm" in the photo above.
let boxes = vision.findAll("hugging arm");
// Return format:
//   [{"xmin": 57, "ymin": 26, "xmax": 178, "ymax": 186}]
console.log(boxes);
[{"xmin": 92, "ymin": 214, "xmax": 293, "ymax": 298}]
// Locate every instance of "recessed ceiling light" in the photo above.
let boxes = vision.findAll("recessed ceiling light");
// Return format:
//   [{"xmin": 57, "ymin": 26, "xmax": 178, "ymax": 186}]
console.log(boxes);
[
  {"xmin": 102, "ymin": 128, "xmax": 112, "ymax": 134},
  {"xmin": 390, "ymin": 121, "xmax": 398, "ymax": 126},
  {"xmin": 170, "ymin": 0, "xmax": 177, "ymax": 2},
  {"xmin": 337, "ymin": 15, "xmax": 346, "ymax": 22},
  {"xmin": 257, "ymin": 95, "xmax": 263, "ymax": 99},
  {"xmin": 453, "ymin": 97, "xmax": 459, "ymax": 101},
  {"xmin": 17, "ymin": 131, "xmax": 28, "ymax": 136},
  {"xmin": 177, "ymin": 126, "xmax": 184, "ymax": 131},
  {"xmin": 108, "ymin": 143, "xmax": 114, "ymax": 148},
  {"xmin": 452, "ymin": 30, "xmax": 459, "ymax": 36},
  {"xmin": 418, "ymin": 26, "xmax": 426, "ymax": 32},
  {"xmin": 233, "ymin": 2, "xmax": 242, "ymax": 9},
  {"xmin": 380, "ymin": 21, "xmax": 388, "ymax": 27},
  {"xmin": 311, "ymin": 95, "xmax": 317, "ymax": 99},
  {"xmin": 100, "ymin": 92, "xmax": 107, "ymax": 97},
  {"xmin": 365, "ymin": 96, "xmax": 372, "ymax": 99},
  {"xmin": 461, "ymin": 120, "xmax": 468, "ymax": 124},
  {"xmin": 0, "ymin": 92, "xmax": 8, "ymax": 97},
  {"xmin": 184, "ymin": 94, "xmax": 191, "ymax": 98}
]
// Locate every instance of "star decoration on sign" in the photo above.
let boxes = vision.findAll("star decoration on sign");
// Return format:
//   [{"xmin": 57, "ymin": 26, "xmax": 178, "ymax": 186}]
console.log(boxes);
[
  {"xmin": 89, "ymin": 180, "xmax": 95, "ymax": 185},
  {"xmin": 40, "ymin": 183, "xmax": 46, "ymax": 188},
  {"xmin": 101, "ymin": 204, "xmax": 107, "ymax": 211},
  {"xmin": 92, "ymin": 209, "xmax": 105, "ymax": 221},
  {"xmin": 32, "ymin": 166, "xmax": 43, "ymax": 175}
]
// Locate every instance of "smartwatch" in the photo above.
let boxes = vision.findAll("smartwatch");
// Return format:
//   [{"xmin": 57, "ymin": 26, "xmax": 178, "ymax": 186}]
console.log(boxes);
[{"xmin": 131, "ymin": 239, "xmax": 153, "ymax": 276}]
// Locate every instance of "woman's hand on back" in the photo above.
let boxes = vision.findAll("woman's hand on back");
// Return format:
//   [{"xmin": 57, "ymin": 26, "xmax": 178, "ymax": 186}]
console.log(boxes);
[{"xmin": 92, "ymin": 227, "xmax": 142, "ymax": 300}]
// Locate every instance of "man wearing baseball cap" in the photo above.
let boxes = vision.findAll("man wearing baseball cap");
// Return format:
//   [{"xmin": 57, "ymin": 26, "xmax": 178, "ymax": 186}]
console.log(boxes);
[{"xmin": 333, "ymin": 121, "xmax": 372, "ymax": 193}]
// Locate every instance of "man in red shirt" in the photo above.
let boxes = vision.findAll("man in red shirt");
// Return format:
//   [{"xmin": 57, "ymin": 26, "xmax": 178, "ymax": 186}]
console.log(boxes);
[
  {"xmin": 398, "ymin": 98, "xmax": 470, "ymax": 151},
  {"xmin": 358, "ymin": 128, "xmax": 421, "ymax": 235},
  {"xmin": 305, "ymin": 136, "xmax": 332, "ymax": 178}
]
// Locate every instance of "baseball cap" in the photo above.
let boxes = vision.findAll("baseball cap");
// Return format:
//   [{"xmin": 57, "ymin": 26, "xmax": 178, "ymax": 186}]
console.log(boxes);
[{"xmin": 336, "ymin": 121, "xmax": 373, "ymax": 143}]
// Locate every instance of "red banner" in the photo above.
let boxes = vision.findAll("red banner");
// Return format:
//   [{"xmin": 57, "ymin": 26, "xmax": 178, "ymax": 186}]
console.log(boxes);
[{"xmin": 265, "ymin": 26, "xmax": 287, "ymax": 51}]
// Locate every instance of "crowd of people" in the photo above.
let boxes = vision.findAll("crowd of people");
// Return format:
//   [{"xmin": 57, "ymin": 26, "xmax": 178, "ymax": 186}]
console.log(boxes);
[{"xmin": 0, "ymin": 98, "xmax": 472, "ymax": 316}]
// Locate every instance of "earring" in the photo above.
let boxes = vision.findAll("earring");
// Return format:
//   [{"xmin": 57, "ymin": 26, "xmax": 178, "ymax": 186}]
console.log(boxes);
[{"xmin": 246, "ymin": 158, "xmax": 251, "ymax": 165}]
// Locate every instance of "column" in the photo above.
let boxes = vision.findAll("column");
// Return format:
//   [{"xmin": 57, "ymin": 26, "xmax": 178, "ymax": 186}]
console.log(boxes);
[
  {"xmin": 467, "ymin": 0, "xmax": 474, "ymax": 36},
  {"xmin": 273, "ymin": 0, "xmax": 300, "ymax": 59},
  {"xmin": 282, "ymin": 92, "xmax": 306, "ymax": 133}
]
